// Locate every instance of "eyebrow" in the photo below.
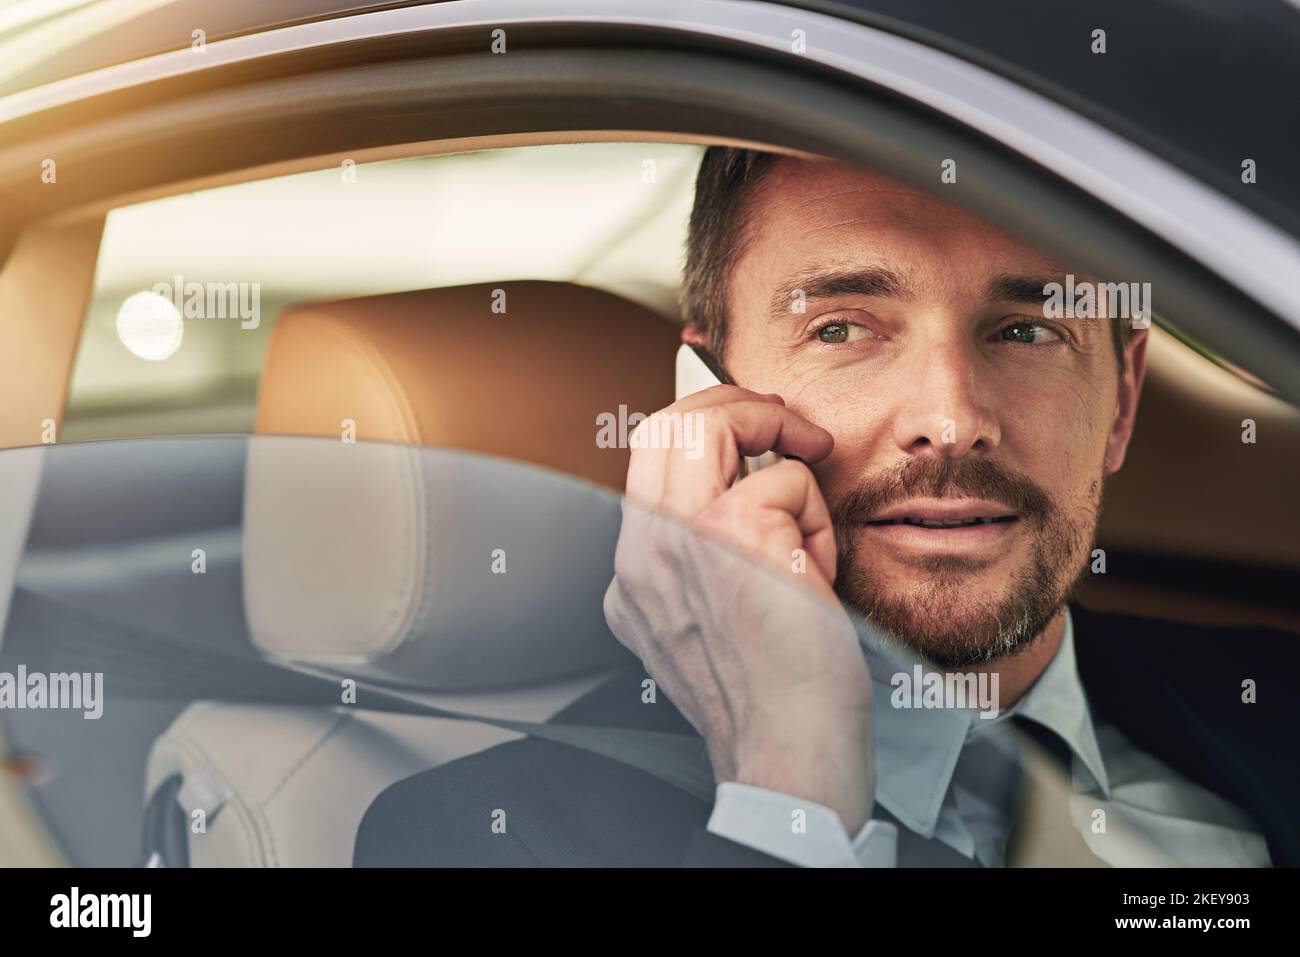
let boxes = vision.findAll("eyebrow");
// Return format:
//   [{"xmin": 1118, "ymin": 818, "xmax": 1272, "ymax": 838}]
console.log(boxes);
[
  {"xmin": 983, "ymin": 274, "xmax": 1065, "ymax": 304},
  {"xmin": 767, "ymin": 267, "xmax": 912, "ymax": 322}
]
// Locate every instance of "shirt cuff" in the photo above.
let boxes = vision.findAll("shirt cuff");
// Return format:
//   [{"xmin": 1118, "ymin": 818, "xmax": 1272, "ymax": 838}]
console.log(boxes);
[{"xmin": 706, "ymin": 782, "xmax": 898, "ymax": 867}]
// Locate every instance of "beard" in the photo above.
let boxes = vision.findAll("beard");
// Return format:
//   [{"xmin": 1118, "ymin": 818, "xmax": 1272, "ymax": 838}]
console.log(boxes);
[{"xmin": 828, "ymin": 456, "xmax": 1099, "ymax": 669}]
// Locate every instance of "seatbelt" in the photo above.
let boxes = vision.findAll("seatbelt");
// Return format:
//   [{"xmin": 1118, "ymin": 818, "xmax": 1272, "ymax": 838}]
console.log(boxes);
[
  {"xmin": 298, "ymin": 661, "xmax": 719, "ymax": 803},
  {"xmin": 3, "ymin": 586, "xmax": 719, "ymax": 808},
  {"xmin": 5, "ymin": 586, "xmax": 1042, "ymax": 868}
]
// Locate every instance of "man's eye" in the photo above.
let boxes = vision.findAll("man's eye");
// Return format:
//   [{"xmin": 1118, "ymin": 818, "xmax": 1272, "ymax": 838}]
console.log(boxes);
[
  {"xmin": 816, "ymin": 322, "xmax": 869, "ymax": 344},
  {"xmin": 997, "ymin": 322, "xmax": 1063, "ymax": 344}
]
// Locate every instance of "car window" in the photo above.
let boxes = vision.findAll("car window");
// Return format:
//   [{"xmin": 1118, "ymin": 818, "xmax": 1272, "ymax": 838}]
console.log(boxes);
[
  {"xmin": 62, "ymin": 142, "xmax": 702, "ymax": 442},
  {"xmin": 0, "ymin": 434, "xmax": 885, "ymax": 866}
]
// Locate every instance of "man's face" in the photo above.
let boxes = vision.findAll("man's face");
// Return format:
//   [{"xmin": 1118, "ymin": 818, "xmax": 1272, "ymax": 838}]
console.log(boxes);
[{"xmin": 712, "ymin": 158, "xmax": 1146, "ymax": 667}]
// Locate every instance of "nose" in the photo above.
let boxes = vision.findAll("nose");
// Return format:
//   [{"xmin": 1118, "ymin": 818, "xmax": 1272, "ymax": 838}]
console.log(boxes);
[{"xmin": 891, "ymin": 335, "xmax": 1001, "ymax": 458}]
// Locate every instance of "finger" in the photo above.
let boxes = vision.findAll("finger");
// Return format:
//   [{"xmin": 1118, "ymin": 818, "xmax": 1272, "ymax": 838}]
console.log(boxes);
[
  {"xmin": 714, "ymin": 459, "xmax": 839, "ymax": 585},
  {"xmin": 711, "ymin": 401, "xmax": 833, "ymax": 463},
  {"xmin": 671, "ymin": 384, "xmax": 786, "ymax": 414},
  {"xmin": 659, "ymin": 401, "xmax": 834, "ymax": 516},
  {"xmin": 625, "ymin": 390, "xmax": 789, "ymax": 506}
]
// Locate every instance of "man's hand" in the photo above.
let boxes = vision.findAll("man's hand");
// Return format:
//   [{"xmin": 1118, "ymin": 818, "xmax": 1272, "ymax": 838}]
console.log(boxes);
[{"xmin": 604, "ymin": 385, "xmax": 874, "ymax": 835}]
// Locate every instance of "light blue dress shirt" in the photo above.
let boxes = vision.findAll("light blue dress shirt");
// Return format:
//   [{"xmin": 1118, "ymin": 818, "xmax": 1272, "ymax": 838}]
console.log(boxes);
[{"xmin": 706, "ymin": 607, "xmax": 1271, "ymax": 867}]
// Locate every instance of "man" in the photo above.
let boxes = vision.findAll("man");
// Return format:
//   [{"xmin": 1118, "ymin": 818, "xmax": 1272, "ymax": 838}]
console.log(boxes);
[{"xmin": 354, "ymin": 148, "xmax": 1298, "ymax": 867}]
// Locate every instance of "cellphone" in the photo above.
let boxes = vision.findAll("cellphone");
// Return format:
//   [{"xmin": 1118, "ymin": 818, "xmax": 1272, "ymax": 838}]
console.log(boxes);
[{"xmin": 674, "ymin": 344, "xmax": 783, "ymax": 475}]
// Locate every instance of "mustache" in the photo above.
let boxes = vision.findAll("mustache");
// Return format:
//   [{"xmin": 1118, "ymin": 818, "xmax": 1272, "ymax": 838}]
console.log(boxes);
[{"xmin": 827, "ymin": 456, "xmax": 1056, "ymax": 528}]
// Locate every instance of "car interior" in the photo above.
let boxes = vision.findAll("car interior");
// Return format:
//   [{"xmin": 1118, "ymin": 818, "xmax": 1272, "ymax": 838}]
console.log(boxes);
[{"xmin": 0, "ymin": 130, "xmax": 1297, "ymax": 867}]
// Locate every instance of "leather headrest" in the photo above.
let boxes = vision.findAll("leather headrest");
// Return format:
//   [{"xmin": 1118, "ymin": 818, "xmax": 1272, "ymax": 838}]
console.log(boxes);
[
  {"xmin": 242, "ymin": 282, "xmax": 678, "ymax": 688},
  {"xmin": 253, "ymin": 281, "xmax": 679, "ymax": 489}
]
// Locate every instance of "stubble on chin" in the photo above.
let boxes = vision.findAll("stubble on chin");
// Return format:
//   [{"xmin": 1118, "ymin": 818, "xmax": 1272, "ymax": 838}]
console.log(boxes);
[{"xmin": 827, "ymin": 464, "xmax": 1101, "ymax": 669}]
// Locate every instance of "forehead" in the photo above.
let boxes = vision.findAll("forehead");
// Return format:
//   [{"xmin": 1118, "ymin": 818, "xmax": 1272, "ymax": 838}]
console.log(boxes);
[{"xmin": 738, "ymin": 158, "xmax": 1067, "ymax": 290}]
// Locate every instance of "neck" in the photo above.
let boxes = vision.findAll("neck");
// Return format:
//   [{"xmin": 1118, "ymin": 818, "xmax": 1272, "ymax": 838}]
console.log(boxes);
[{"xmin": 965, "ymin": 605, "xmax": 1067, "ymax": 708}]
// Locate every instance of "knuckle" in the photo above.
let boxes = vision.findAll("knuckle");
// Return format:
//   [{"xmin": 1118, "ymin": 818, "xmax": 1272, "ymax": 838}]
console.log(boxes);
[
  {"xmin": 694, "ymin": 499, "xmax": 737, "ymax": 534},
  {"xmin": 767, "ymin": 458, "xmax": 815, "ymax": 489},
  {"xmin": 602, "ymin": 579, "xmax": 641, "ymax": 651},
  {"xmin": 612, "ymin": 532, "xmax": 649, "ymax": 584}
]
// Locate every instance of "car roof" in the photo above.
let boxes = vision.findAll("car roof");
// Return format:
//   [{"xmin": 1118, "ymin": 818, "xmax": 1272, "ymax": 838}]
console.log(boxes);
[
  {"xmin": 3, "ymin": 0, "xmax": 1298, "ymax": 236},
  {"xmin": 809, "ymin": 0, "xmax": 1300, "ymax": 238}
]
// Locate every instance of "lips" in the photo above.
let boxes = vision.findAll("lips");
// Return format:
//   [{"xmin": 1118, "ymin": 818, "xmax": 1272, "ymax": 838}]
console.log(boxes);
[
  {"xmin": 868, "ymin": 515, "xmax": 1017, "ymax": 528},
  {"xmin": 865, "ymin": 498, "xmax": 1019, "ymax": 528}
]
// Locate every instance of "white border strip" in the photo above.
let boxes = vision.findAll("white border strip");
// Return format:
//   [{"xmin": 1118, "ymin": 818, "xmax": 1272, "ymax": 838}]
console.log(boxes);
[{"xmin": 3, "ymin": 0, "xmax": 1299, "ymax": 330}]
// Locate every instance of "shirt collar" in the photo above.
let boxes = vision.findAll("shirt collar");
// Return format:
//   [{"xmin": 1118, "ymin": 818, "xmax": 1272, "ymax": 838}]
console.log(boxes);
[
  {"xmin": 1001, "ymin": 605, "xmax": 1110, "ymax": 796},
  {"xmin": 867, "ymin": 605, "xmax": 1110, "ymax": 837}
]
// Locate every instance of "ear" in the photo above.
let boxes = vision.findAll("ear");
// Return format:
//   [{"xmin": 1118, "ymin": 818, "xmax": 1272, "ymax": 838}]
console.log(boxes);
[
  {"xmin": 682, "ymin": 324, "xmax": 709, "ymax": 348},
  {"xmin": 1104, "ymin": 328, "xmax": 1150, "ymax": 474}
]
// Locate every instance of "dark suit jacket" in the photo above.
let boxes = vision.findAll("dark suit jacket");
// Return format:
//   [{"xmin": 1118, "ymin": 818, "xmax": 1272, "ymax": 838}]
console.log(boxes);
[{"xmin": 354, "ymin": 603, "xmax": 1300, "ymax": 867}]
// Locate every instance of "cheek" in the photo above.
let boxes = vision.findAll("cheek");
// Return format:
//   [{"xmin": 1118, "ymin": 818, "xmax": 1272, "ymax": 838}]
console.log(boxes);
[
  {"xmin": 790, "ymin": 389, "xmax": 891, "ymax": 493},
  {"xmin": 725, "ymin": 339, "xmax": 891, "ymax": 492},
  {"xmin": 1001, "ymin": 373, "xmax": 1112, "ymax": 504}
]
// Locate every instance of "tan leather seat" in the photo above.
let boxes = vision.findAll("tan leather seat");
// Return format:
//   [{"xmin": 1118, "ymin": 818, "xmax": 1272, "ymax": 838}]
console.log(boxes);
[
  {"xmin": 254, "ymin": 280, "xmax": 680, "ymax": 489},
  {"xmin": 145, "ymin": 281, "xmax": 680, "ymax": 866}
]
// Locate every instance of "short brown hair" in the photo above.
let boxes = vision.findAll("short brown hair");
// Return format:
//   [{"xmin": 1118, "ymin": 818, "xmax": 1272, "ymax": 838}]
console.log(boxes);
[{"xmin": 681, "ymin": 146, "xmax": 1132, "ymax": 369}]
